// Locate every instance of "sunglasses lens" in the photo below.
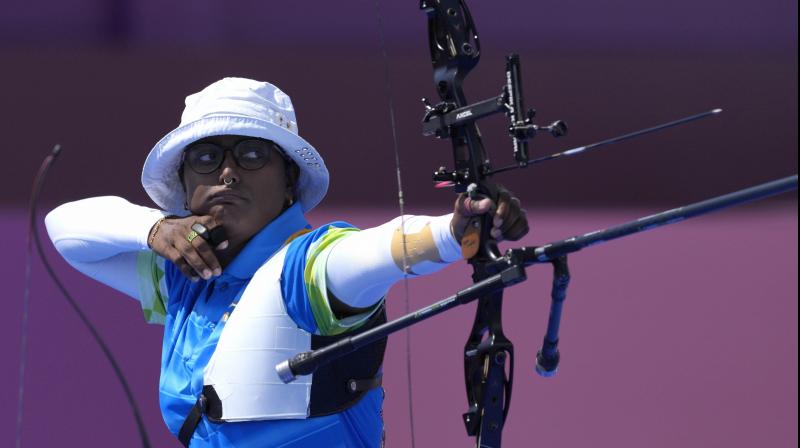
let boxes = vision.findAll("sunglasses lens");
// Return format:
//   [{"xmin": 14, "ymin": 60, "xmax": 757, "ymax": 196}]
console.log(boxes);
[
  {"xmin": 233, "ymin": 139, "xmax": 273, "ymax": 170},
  {"xmin": 186, "ymin": 143, "xmax": 224, "ymax": 174}
]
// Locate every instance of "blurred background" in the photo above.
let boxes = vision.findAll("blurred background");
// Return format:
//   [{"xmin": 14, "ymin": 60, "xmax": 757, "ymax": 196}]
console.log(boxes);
[{"xmin": 2, "ymin": 0, "xmax": 796, "ymax": 447}]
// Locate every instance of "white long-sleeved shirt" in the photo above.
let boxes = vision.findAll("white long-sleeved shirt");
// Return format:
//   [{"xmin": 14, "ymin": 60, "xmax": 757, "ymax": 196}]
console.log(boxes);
[{"xmin": 44, "ymin": 196, "xmax": 461, "ymax": 310}]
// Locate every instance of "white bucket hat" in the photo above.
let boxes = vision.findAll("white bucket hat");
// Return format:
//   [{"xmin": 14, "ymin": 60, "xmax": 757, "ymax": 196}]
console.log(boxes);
[{"xmin": 142, "ymin": 77, "xmax": 328, "ymax": 215}]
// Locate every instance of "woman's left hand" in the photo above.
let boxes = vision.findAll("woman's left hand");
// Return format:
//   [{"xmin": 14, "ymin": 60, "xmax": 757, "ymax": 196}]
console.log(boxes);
[{"xmin": 450, "ymin": 188, "xmax": 529, "ymax": 243}]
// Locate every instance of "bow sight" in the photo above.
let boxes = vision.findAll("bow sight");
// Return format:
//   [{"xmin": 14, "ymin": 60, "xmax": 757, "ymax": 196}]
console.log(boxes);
[
  {"xmin": 420, "ymin": 0, "xmax": 568, "ymax": 192},
  {"xmin": 426, "ymin": 54, "xmax": 569, "ymax": 187}
]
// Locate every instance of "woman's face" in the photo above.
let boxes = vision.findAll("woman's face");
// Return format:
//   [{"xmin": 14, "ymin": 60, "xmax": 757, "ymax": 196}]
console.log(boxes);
[{"xmin": 180, "ymin": 135, "xmax": 295, "ymax": 244}]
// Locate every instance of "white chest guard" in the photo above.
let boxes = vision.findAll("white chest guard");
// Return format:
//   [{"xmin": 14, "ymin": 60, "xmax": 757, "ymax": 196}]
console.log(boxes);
[{"xmin": 202, "ymin": 246, "xmax": 313, "ymax": 421}]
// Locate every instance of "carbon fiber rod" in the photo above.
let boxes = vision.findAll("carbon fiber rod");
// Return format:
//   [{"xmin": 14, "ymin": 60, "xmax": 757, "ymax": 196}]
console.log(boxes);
[{"xmin": 522, "ymin": 175, "xmax": 797, "ymax": 264}]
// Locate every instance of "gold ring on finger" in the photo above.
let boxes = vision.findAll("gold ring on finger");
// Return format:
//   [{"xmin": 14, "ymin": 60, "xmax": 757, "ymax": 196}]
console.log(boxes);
[{"xmin": 187, "ymin": 230, "xmax": 199, "ymax": 243}]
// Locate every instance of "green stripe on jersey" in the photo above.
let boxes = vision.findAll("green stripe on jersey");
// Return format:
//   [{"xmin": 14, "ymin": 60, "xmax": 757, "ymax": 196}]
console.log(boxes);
[
  {"xmin": 136, "ymin": 251, "xmax": 168, "ymax": 325},
  {"xmin": 305, "ymin": 226, "xmax": 383, "ymax": 336}
]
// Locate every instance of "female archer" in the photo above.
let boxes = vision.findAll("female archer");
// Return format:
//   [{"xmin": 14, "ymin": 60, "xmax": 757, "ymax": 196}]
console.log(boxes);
[{"xmin": 45, "ymin": 77, "xmax": 528, "ymax": 447}]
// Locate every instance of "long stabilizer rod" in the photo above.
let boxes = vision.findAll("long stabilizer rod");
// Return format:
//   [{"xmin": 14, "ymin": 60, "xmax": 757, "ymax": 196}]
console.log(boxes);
[{"xmin": 526, "ymin": 175, "xmax": 797, "ymax": 263}]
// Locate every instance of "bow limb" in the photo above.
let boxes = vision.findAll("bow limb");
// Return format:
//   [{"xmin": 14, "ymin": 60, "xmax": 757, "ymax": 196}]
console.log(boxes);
[{"xmin": 18, "ymin": 145, "xmax": 152, "ymax": 448}]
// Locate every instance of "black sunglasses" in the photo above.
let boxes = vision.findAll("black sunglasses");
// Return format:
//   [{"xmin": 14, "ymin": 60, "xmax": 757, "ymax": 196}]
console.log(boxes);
[{"xmin": 182, "ymin": 139, "xmax": 281, "ymax": 174}]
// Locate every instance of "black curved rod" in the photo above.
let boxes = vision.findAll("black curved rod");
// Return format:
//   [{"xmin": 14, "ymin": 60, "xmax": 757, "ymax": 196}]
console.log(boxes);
[{"xmin": 26, "ymin": 145, "xmax": 152, "ymax": 448}]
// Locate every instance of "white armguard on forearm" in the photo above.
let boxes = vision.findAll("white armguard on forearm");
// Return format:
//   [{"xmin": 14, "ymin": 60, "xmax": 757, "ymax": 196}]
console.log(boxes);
[{"xmin": 326, "ymin": 213, "xmax": 461, "ymax": 308}]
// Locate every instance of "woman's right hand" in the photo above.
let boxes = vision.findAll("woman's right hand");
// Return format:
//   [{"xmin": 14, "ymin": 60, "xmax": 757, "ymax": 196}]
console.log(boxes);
[{"xmin": 148, "ymin": 216, "xmax": 228, "ymax": 281}]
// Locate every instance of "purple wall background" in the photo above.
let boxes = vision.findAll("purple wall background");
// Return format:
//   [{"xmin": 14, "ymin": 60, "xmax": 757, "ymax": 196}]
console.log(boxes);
[
  {"xmin": 1, "ymin": 0, "xmax": 797, "ymax": 447},
  {"xmin": 1, "ymin": 0, "xmax": 797, "ymax": 208}
]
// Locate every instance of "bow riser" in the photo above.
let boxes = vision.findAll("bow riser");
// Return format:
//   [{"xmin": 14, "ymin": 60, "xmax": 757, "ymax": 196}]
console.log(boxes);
[{"xmin": 422, "ymin": 1, "xmax": 516, "ymax": 445}]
